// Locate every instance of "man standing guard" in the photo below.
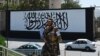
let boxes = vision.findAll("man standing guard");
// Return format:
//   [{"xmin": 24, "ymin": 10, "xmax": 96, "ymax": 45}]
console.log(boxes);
[{"xmin": 41, "ymin": 18, "xmax": 62, "ymax": 56}]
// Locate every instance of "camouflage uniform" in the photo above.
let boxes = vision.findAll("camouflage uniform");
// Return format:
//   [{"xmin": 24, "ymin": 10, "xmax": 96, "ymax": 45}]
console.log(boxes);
[{"xmin": 41, "ymin": 27, "xmax": 60, "ymax": 56}]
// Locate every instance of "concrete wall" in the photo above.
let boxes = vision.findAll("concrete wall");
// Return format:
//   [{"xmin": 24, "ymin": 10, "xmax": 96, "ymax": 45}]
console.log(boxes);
[{"xmin": 0, "ymin": 11, "xmax": 6, "ymax": 34}]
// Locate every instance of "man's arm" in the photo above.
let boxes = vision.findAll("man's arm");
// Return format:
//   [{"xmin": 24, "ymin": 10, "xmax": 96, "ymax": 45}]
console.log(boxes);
[
  {"xmin": 56, "ymin": 31, "xmax": 62, "ymax": 42},
  {"xmin": 42, "ymin": 27, "xmax": 49, "ymax": 43},
  {"xmin": 58, "ymin": 36, "xmax": 62, "ymax": 42}
]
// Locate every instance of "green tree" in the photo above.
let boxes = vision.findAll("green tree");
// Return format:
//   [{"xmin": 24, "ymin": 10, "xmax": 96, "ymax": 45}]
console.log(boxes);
[
  {"xmin": 61, "ymin": 0, "xmax": 81, "ymax": 9},
  {"xmin": 18, "ymin": 0, "xmax": 49, "ymax": 10},
  {"xmin": 0, "ymin": 4, "xmax": 7, "ymax": 10},
  {"xmin": 0, "ymin": 0, "xmax": 49, "ymax": 10},
  {"xmin": 0, "ymin": 4, "xmax": 4, "ymax": 10},
  {"xmin": 0, "ymin": 0, "xmax": 9, "ymax": 10},
  {"xmin": 17, "ymin": 1, "xmax": 30, "ymax": 10},
  {"xmin": 0, "ymin": 35, "xmax": 6, "ymax": 46}
]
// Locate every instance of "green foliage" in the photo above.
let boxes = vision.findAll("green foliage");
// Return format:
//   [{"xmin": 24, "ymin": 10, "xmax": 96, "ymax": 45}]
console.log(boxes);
[
  {"xmin": 8, "ymin": 4, "xmax": 19, "ymax": 10},
  {"xmin": 0, "ymin": 0, "xmax": 49, "ymax": 10},
  {"xmin": 0, "ymin": 35, "xmax": 6, "ymax": 46},
  {"xmin": 0, "ymin": 3, "xmax": 9, "ymax": 10},
  {"xmin": 17, "ymin": 1, "xmax": 30, "ymax": 10},
  {"xmin": 61, "ymin": 0, "xmax": 81, "ymax": 9},
  {"xmin": 18, "ymin": 0, "xmax": 49, "ymax": 10},
  {"xmin": 0, "ymin": 4, "xmax": 6, "ymax": 10}
]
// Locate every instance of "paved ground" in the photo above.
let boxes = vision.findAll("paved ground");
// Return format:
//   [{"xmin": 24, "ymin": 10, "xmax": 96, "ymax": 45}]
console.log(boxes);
[{"xmin": 8, "ymin": 40, "xmax": 100, "ymax": 56}]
